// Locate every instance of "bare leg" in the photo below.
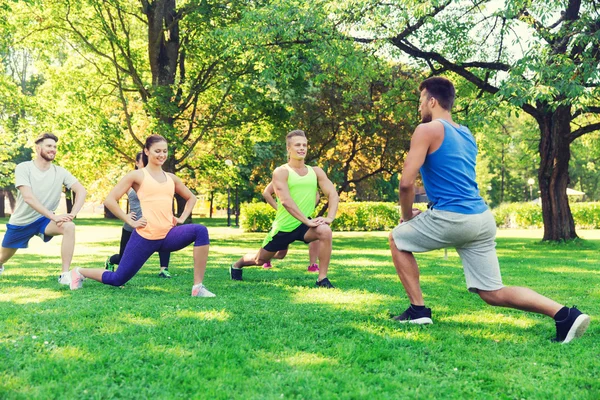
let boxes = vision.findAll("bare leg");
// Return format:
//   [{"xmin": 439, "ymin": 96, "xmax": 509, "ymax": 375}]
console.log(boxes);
[
  {"xmin": 304, "ymin": 225, "xmax": 332, "ymax": 281},
  {"xmin": 193, "ymin": 245, "xmax": 209, "ymax": 285},
  {"xmin": 273, "ymin": 249, "xmax": 287, "ymax": 260},
  {"xmin": 478, "ymin": 287, "xmax": 563, "ymax": 317},
  {"xmin": 0, "ymin": 247, "xmax": 18, "ymax": 267},
  {"xmin": 44, "ymin": 221, "xmax": 76, "ymax": 273},
  {"xmin": 77, "ymin": 268, "xmax": 106, "ymax": 283},
  {"xmin": 234, "ymin": 248, "xmax": 276, "ymax": 268},
  {"xmin": 308, "ymin": 240, "xmax": 319, "ymax": 265},
  {"xmin": 389, "ymin": 233, "xmax": 424, "ymax": 305}
]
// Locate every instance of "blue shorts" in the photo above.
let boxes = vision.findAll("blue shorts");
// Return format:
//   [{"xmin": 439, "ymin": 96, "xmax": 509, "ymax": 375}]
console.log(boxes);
[{"xmin": 2, "ymin": 217, "xmax": 53, "ymax": 249}]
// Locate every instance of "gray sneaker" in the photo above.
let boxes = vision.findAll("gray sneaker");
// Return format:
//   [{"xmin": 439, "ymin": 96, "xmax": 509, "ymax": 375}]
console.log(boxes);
[{"xmin": 58, "ymin": 273, "xmax": 71, "ymax": 285}]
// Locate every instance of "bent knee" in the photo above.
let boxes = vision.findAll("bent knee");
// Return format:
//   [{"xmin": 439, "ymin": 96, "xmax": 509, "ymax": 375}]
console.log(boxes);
[
  {"xmin": 478, "ymin": 290, "xmax": 504, "ymax": 306},
  {"xmin": 194, "ymin": 224, "xmax": 210, "ymax": 245},
  {"xmin": 61, "ymin": 221, "xmax": 76, "ymax": 233},
  {"xmin": 315, "ymin": 224, "xmax": 332, "ymax": 239}
]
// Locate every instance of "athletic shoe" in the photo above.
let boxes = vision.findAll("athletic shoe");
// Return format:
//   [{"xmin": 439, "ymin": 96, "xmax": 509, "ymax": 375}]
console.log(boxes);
[
  {"xmin": 191, "ymin": 284, "xmax": 216, "ymax": 297},
  {"xmin": 0, "ymin": 266, "xmax": 4, "ymax": 275},
  {"xmin": 555, "ymin": 307, "xmax": 590, "ymax": 344},
  {"xmin": 58, "ymin": 273, "xmax": 71, "ymax": 285},
  {"xmin": 104, "ymin": 257, "xmax": 115, "ymax": 272},
  {"xmin": 392, "ymin": 305, "xmax": 433, "ymax": 325},
  {"xmin": 230, "ymin": 264, "xmax": 243, "ymax": 281},
  {"xmin": 70, "ymin": 268, "xmax": 84, "ymax": 290},
  {"xmin": 263, "ymin": 261, "xmax": 272, "ymax": 269},
  {"xmin": 158, "ymin": 269, "xmax": 172, "ymax": 278},
  {"xmin": 315, "ymin": 277, "xmax": 334, "ymax": 288},
  {"xmin": 307, "ymin": 263, "xmax": 319, "ymax": 272}
]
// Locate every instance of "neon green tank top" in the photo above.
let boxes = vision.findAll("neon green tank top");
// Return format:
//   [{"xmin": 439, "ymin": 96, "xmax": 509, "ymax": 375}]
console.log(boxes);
[{"xmin": 272, "ymin": 164, "xmax": 317, "ymax": 233}]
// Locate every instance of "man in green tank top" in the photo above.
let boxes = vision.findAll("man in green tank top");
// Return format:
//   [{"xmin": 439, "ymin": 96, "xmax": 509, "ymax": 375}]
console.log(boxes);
[{"xmin": 230, "ymin": 130, "xmax": 339, "ymax": 288}]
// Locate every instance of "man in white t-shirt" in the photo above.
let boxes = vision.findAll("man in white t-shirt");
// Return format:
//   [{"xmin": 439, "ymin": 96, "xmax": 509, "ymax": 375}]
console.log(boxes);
[{"xmin": 0, "ymin": 133, "xmax": 87, "ymax": 284}]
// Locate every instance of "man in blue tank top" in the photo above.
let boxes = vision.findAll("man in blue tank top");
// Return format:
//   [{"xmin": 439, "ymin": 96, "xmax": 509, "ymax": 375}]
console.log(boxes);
[{"xmin": 389, "ymin": 77, "xmax": 589, "ymax": 343}]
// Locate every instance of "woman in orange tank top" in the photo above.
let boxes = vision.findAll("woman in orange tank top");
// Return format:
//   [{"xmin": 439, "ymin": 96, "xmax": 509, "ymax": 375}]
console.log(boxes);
[{"xmin": 68, "ymin": 135, "xmax": 215, "ymax": 297}]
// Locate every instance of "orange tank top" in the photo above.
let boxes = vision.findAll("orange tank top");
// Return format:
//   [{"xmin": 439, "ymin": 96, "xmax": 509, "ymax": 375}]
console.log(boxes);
[{"xmin": 136, "ymin": 168, "xmax": 175, "ymax": 240}]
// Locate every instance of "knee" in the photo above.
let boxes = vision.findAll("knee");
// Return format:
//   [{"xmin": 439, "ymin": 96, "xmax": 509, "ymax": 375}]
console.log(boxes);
[
  {"xmin": 478, "ymin": 289, "xmax": 504, "ymax": 306},
  {"xmin": 316, "ymin": 224, "xmax": 332, "ymax": 241},
  {"xmin": 194, "ymin": 225, "xmax": 209, "ymax": 244},
  {"xmin": 62, "ymin": 221, "xmax": 76, "ymax": 234}
]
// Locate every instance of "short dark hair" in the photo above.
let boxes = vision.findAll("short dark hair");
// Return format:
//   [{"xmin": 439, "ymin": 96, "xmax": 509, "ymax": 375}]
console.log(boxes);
[
  {"xmin": 286, "ymin": 129, "xmax": 306, "ymax": 145},
  {"xmin": 419, "ymin": 77, "xmax": 455, "ymax": 111},
  {"xmin": 35, "ymin": 132, "xmax": 59, "ymax": 144}
]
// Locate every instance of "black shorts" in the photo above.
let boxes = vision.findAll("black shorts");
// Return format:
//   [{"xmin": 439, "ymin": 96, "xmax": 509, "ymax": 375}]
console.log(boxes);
[{"xmin": 262, "ymin": 223, "xmax": 311, "ymax": 252}]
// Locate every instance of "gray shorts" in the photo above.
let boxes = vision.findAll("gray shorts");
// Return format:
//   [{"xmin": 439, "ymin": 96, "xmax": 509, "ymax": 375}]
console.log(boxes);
[{"xmin": 391, "ymin": 208, "xmax": 503, "ymax": 292}]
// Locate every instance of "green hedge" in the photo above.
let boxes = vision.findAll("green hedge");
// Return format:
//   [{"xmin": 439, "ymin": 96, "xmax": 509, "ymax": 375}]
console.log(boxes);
[
  {"xmin": 241, "ymin": 202, "xmax": 431, "ymax": 232},
  {"xmin": 242, "ymin": 201, "xmax": 600, "ymax": 232},
  {"xmin": 492, "ymin": 202, "xmax": 600, "ymax": 229}
]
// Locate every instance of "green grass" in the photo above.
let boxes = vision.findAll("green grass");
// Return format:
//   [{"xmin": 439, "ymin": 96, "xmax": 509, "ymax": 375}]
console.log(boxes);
[{"xmin": 0, "ymin": 219, "xmax": 598, "ymax": 399}]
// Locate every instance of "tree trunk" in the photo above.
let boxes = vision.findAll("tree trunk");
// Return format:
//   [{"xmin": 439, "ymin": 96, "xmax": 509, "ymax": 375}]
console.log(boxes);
[
  {"xmin": 0, "ymin": 191, "xmax": 5, "ymax": 218},
  {"xmin": 537, "ymin": 105, "xmax": 577, "ymax": 241},
  {"xmin": 65, "ymin": 190, "xmax": 73, "ymax": 214}
]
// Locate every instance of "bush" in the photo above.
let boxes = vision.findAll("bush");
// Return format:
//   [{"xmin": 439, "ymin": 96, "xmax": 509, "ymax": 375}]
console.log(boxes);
[
  {"xmin": 332, "ymin": 202, "xmax": 400, "ymax": 231},
  {"xmin": 240, "ymin": 201, "xmax": 432, "ymax": 232},
  {"xmin": 240, "ymin": 203, "xmax": 276, "ymax": 232},
  {"xmin": 492, "ymin": 202, "xmax": 600, "ymax": 229}
]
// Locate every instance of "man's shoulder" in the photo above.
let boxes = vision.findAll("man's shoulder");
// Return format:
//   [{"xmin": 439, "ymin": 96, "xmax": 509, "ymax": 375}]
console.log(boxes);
[
  {"xmin": 273, "ymin": 164, "xmax": 290, "ymax": 175},
  {"xmin": 416, "ymin": 120, "xmax": 445, "ymax": 134},
  {"xmin": 15, "ymin": 160, "xmax": 33, "ymax": 170}
]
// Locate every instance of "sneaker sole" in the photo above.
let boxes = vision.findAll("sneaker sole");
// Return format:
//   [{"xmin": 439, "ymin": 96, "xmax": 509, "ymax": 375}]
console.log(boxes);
[
  {"xmin": 562, "ymin": 314, "xmax": 590, "ymax": 344},
  {"xmin": 395, "ymin": 317, "xmax": 433, "ymax": 325},
  {"xmin": 69, "ymin": 269, "xmax": 83, "ymax": 290}
]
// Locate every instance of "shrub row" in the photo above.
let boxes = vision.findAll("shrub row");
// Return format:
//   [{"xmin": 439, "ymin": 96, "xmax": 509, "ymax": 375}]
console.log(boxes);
[
  {"xmin": 241, "ymin": 201, "xmax": 600, "ymax": 232},
  {"xmin": 241, "ymin": 202, "xmax": 428, "ymax": 232},
  {"xmin": 493, "ymin": 202, "xmax": 600, "ymax": 229}
]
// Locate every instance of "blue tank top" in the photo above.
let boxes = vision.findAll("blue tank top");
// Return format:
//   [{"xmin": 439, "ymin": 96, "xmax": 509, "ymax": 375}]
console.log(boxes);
[{"xmin": 419, "ymin": 119, "xmax": 488, "ymax": 214}]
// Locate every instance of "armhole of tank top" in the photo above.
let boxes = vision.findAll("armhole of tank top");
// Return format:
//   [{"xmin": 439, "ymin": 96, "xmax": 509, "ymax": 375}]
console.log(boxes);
[{"xmin": 427, "ymin": 120, "xmax": 447, "ymax": 157}]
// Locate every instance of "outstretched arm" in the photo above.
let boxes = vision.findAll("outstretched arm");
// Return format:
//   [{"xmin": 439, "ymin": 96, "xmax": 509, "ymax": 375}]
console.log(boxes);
[
  {"xmin": 262, "ymin": 182, "xmax": 278, "ymax": 210},
  {"xmin": 313, "ymin": 167, "xmax": 338, "ymax": 225}
]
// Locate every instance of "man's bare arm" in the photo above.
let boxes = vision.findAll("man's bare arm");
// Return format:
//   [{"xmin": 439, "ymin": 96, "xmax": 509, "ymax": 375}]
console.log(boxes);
[
  {"xmin": 272, "ymin": 167, "xmax": 315, "ymax": 226},
  {"xmin": 262, "ymin": 182, "xmax": 278, "ymax": 210},
  {"xmin": 399, "ymin": 124, "xmax": 435, "ymax": 221}
]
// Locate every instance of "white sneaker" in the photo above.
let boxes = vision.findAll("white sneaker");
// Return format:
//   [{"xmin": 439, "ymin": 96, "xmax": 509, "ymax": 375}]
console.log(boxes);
[
  {"xmin": 191, "ymin": 284, "xmax": 216, "ymax": 298},
  {"xmin": 58, "ymin": 272, "xmax": 71, "ymax": 285},
  {"xmin": 70, "ymin": 268, "xmax": 84, "ymax": 290},
  {"xmin": 0, "ymin": 266, "xmax": 4, "ymax": 275}
]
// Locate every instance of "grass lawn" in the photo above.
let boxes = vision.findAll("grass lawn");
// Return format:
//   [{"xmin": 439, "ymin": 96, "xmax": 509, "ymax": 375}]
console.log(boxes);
[{"xmin": 0, "ymin": 218, "xmax": 598, "ymax": 399}]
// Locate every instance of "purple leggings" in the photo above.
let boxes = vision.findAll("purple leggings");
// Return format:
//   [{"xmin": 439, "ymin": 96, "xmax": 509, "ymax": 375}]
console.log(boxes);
[{"xmin": 101, "ymin": 224, "xmax": 209, "ymax": 286}]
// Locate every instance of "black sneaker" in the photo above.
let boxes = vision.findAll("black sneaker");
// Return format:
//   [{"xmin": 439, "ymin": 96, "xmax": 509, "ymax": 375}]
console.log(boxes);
[
  {"xmin": 555, "ymin": 307, "xmax": 590, "ymax": 343},
  {"xmin": 230, "ymin": 264, "xmax": 243, "ymax": 281},
  {"xmin": 392, "ymin": 305, "xmax": 433, "ymax": 324},
  {"xmin": 315, "ymin": 277, "xmax": 334, "ymax": 288}
]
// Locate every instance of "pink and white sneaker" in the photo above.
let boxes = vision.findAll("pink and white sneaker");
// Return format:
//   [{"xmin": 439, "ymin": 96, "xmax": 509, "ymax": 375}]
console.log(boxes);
[
  {"xmin": 307, "ymin": 263, "xmax": 319, "ymax": 272},
  {"xmin": 191, "ymin": 284, "xmax": 216, "ymax": 297},
  {"xmin": 263, "ymin": 261, "xmax": 272, "ymax": 269},
  {"xmin": 70, "ymin": 268, "xmax": 84, "ymax": 290}
]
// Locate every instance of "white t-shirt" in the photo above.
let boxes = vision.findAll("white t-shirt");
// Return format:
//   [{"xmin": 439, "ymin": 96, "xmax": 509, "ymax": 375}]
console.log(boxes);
[{"xmin": 8, "ymin": 161, "xmax": 78, "ymax": 226}]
